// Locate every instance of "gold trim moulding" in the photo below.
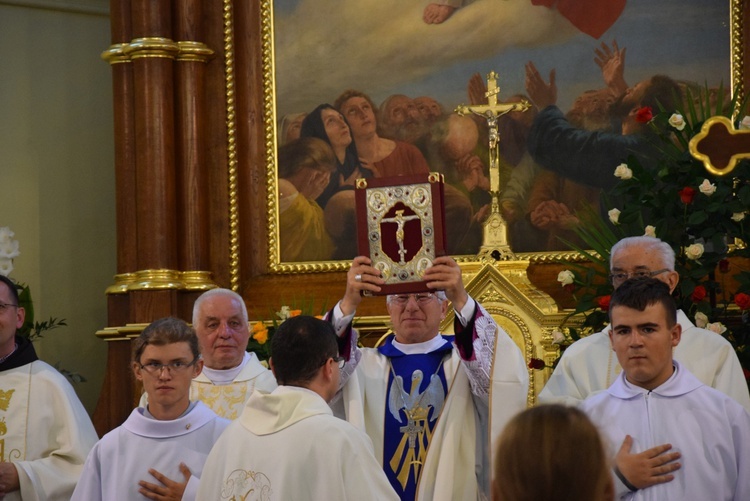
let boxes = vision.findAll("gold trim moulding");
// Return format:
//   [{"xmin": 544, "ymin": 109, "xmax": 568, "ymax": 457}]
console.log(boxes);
[
  {"xmin": 95, "ymin": 323, "xmax": 150, "ymax": 341},
  {"xmin": 100, "ymin": 43, "xmax": 131, "ymax": 64},
  {"xmin": 176, "ymin": 41, "xmax": 215, "ymax": 63},
  {"xmin": 101, "ymin": 40, "xmax": 214, "ymax": 64},
  {"xmin": 125, "ymin": 37, "xmax": 180, "ymax": 60},
  {"xmin": 105, "ymin": 269, "xmax": 218, "ymax": 294}
]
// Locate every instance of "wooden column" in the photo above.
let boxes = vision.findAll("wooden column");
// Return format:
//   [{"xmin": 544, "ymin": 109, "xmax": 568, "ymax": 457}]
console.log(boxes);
[{"xmin": 95, "ymin": 0, "xmax": 218, "ymax": 435}]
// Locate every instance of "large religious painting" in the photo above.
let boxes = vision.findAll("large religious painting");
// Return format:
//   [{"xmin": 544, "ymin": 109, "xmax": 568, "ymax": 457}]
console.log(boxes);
[{"xmin": 265, "ymin": 0, "xmax": 734, "ymax": 271}]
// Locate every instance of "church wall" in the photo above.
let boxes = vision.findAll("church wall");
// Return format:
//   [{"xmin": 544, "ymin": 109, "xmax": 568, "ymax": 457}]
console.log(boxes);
[{"xmin": 0, "ymin": 0, "xmax": 114, "ymax": 414}]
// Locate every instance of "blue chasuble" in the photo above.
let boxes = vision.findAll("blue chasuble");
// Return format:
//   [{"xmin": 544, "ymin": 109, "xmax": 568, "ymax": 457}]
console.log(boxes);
[{"xmin": 379, "ymin": 334, "xmax": 454, "ymax": 500}]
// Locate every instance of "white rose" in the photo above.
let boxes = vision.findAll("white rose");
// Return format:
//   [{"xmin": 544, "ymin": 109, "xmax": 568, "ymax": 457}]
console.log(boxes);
[
  {"xmin": 707, "ymin": 322, "xmax": 727, "ymax": 335},
  {"xmin": 613, "ymin": 163, "xmax": 633, "ymax": 180},
  {"xmin": 557, "ymin": 270, "xmax": 575, "ymax": 286},
  {"xmin": 740, "ymin": 116, "xmax": 750, "ymax": 130},
  {"xmin": 608, "ymin": 208, "xmax": 621, "ymax": 225},
  {"xmin": 698, "ymin": 179, "xmax": 717, "ymax": 196},
  {"xmin": 551, "ymin": 330, "xmax": 566, "ymax": 345},
  {"xmin": 644, "ymin": 225, "xmax": 656, "ymax": 237},
  {"xmin": 0, "ymin": 258, "xmax": 12, "ymax": 277},
  {"xmin": 0, "ymin": 239, "xmax": 20, "ymax": 259},
  {"xmin": 685, "ymin": 243, "xmax": 705, "ymax": 261},
  {"xmin": 731, "ymin": 212, "xmax": 746, "ymax": 222},
  {"xmin": 0, "ymin": 227, "xmax": 15, "ymax": 242},
  {"xmin": 694, "ymin": 312, "xmax": 709, "ymax": 328},
  {"xmin": 276, "ymin": 305, "xmax": 291, "ymax": 321},
  {"xmin": 668, "ymin": 113, "xmax": 686, "ymax": 131}
]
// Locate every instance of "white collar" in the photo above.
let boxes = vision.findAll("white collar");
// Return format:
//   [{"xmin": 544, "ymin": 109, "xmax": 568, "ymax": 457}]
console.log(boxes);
[
  {"xmin": 392, "ymin": 335, "xmax": 446, "ymax": 355},
  {"xmin": 201, "ymin": 351, "xmax": 250, "ymax": 385}
]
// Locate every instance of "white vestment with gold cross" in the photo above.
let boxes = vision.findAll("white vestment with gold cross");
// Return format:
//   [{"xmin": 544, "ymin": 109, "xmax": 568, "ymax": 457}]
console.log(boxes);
[{"xmin": 0, "ymin": 361, "xmax": 98, "ymax": 501}]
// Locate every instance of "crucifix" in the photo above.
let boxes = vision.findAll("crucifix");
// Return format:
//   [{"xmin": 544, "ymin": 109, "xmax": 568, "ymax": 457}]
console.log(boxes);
[
  {"xmin": 400, "ymin": 412, "xmax": 424, "ymax": 450},
  {"xmin": 381, "ymin": 209, "xmax": 420, "ymax": 265},
  {"xmin": 455, "ymin": 71, "xmax": 530, "ymax": 260}
]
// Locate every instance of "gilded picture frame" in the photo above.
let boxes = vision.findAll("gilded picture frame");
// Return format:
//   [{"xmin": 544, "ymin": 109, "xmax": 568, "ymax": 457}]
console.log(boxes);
[{"xmin": 255, "ymin": 0, "xmax": 744, "ymax": 276}]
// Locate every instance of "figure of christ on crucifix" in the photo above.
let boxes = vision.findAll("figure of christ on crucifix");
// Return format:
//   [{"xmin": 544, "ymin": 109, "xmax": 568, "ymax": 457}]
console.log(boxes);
[
  {"xmin": 455, "ymin": 71, "xmax": 531, "ymax": 258},
  {"xmin": 381, "ymin": 209, "xmax": 421, "ymax": 265}
]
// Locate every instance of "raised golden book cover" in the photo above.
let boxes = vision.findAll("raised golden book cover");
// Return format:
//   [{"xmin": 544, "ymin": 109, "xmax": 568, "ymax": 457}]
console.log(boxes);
[{"xmin": 355, "ymin": 173, "xmax": 447, "ymax": 295}]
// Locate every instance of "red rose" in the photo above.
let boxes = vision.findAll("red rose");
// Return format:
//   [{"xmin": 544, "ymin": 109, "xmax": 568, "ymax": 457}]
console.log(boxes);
[
  {"xmin": 679, "ymin": 187, "xmax": 697, "ymax": 204},
  {"xmin": 719, "ymin": 259, "xmax": 730, "ymax": 273},
  {"xmin": 744, "ymin": 368, "xmax": 750, "ymax": 381},
  {"xmin": 691, "ymin": 285, "xmax": 707, "ymax": 303},
  {"xmin": 635, "ymin": 106, "xmax": 653, "ymax": 123},
  {"xmin": 597, "ymin": 295, "xmax": 611, "ymax": 311},
  {"xmin": 528, "ymin": 358, "xmax": 546, "ymax": 370},
  {"xmin": 735, "ymin": 293, "xmax": 750, "ymax": 311},
  {"xmin": 563, "ymin": 283, "xmax": 575, "ymax": 293}
]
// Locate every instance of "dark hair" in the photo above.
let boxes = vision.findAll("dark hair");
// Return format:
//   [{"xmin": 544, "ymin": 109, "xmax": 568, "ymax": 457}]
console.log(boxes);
[
  {"xmin": 277, "ymin": 137, "xmax": 336, "ymax": 179},
  {"xmin": 0, "ymin": 275, "xmax": 20, "ymax": 306},
  {"xmin": 494, "ymin": 404, "xmax": 611, "ymax": 501},
  {"xmin": 132, "ymin": 317, "xmax": 200, "ymax": 363},
  {"xmin": 299, "ymin": 103, "xmax": 372, "ymax": 208},
  {"xmin": 271, "ymin": 315, "xmax": 339, "ymax": 386},
  {"xmin": 609, "ymin": 277, "xmax": 677, "ymax": 327},
  {"xmin": 643, "ymin": 75, "xmax": 682, "ymax": 113}
]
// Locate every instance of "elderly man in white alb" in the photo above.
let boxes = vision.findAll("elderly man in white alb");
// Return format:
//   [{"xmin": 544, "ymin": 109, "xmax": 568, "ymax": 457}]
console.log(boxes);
[
  {"xmin": 539, "ymin": 236, "xmax": 750, "ymax": 412},
  {"xmin": 141, "ymin": 288, "xmax": 277, "ymax": 419},
  {"xmin": 0, "ymin": 274, "xmax": 98, "ymax": 500},
  {"xmin": 329, "ymin": 255, "xmax": 528, "ymax": 501}
]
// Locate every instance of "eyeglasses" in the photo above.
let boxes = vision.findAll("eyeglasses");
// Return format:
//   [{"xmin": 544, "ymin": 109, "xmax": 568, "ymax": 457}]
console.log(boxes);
[
  {"xmin": 333, "ymin": 356, "xmax": 345, "ymax": 369},
  {"xmin": 389, "ymin": 293, "xmax": 438, "ymax": 305},
  {"xmin": 0, "ymin": 302, "xmax": 18, "ymax": 313},
  {"xmin": 139, "ymin": 358, "xmax": 198, "ymax": 375},
  {"xmin": 609, "ymin": 269, "xmax": 670, "ymax": 285}
]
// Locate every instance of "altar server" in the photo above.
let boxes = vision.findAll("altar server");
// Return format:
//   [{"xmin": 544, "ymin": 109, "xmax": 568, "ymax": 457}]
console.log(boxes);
[
  {"xmin": 329, "ymin": 255, "xmax": 528, "ymax": 501},
  {"xmin": 0, "ymin": 275, "xmax": 98, "ymax": 500},
  {"xmin": 581, "ymin": 278, "xmax": 750, "ymax": 500},
  {"xmin": 73, "ymin": 317, "xmax": 230, "ymax": 501},
  {"xmin": 197, "ymin": 315, "xmax": 398, "ymax": 500},
  {"xmin": 539, "ymin": 236, "xmax": 750, "ymax": 412},
  {"xmin": 141, "ymin": 288, "xmax": 277, "ymax": 419}
]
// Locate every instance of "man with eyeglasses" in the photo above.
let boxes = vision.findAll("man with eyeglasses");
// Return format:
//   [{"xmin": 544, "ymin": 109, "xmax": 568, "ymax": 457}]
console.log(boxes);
[
  {"xmin": 539, "ymin": 236, "xmax": 750, "ymax": 412},
  {"xmin": 73, "ymin": 317, "xmax": 230, "ymax": 500},
  {"xmin": 198, "ymin": 315, "xmax": 398, "ymax": 500},
  {"xmin": 327, "ymin": 255, "xmax": 527, "ymax": 501},
  {"xmin": 140, "ymin": 288, "xmax": 277, "ymax": 419},
  {"xmin": 0, "ymin": 274, "xmax": 97, "ymax": 500}
]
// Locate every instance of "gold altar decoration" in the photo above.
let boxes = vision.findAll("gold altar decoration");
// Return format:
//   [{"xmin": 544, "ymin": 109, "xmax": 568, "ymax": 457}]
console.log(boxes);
[
  {"xmin": 689, "ymin": 115, "xmax": 748, "ymax": 176},
  {"xmin": 454, "ymin": 71, "xmax": 531, "ymax": 261}
]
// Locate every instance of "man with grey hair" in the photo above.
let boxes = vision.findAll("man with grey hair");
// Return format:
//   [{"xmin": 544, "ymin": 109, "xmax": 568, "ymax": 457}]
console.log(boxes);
[
  {"xmin": 539, "ymin": 236, "xmax": 750, "ymax": 412},
  {"xmin": 141, "ymin": 288, "xmax": 276, "ymax": 419},
  {"xmin": 328, "ymin": 255, "xmax": 527, "ymax": 501}
]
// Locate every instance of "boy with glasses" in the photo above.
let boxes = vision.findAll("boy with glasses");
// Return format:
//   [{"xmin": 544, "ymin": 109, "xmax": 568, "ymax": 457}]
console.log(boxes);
[
  {"xmin": 197, "ymin": 315, "xmax": 397, "ymax": 500},
  {"xmin": 0, "ymin": 274, "xmax": 97, "ymax": 500},
  {"xmin": 73, "ymin": 317, "xmax": 230, "ymax": 501},
  {"xmin": 328, "ymin": 255, "xmax": 527, "ymax": 501},
  {"xmin": 539, "ymin": 235, "xmax": 750, "ymax": 412}
]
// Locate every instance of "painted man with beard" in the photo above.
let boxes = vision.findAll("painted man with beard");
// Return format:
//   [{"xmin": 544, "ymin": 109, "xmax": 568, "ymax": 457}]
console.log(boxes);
[
  {"xmin": 378, "ymin": 94, "xmax": 432, "ymax": 148},
  {"xmin": 525, "ymin": 60, "xmax": 681, "ymax": 191}
]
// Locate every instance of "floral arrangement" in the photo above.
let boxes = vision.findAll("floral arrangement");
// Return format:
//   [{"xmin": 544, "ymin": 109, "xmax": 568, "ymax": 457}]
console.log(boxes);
[
  {"xmin": 248, "ymin": 303, "xmax": 327, "ymax": 363},
  {"xmin": 0, "ymin": 227, "xmax": 81, "ymax": 382},
  {"xmin": 540, "ymin": 88, "xmax": 750, "ymax": 384}
]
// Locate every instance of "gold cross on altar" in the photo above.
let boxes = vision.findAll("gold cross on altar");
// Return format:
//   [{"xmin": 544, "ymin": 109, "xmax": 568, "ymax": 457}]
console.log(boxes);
[{"xmin": 454, "ymin": 71, "xmax": 531, "ymax": 260}]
